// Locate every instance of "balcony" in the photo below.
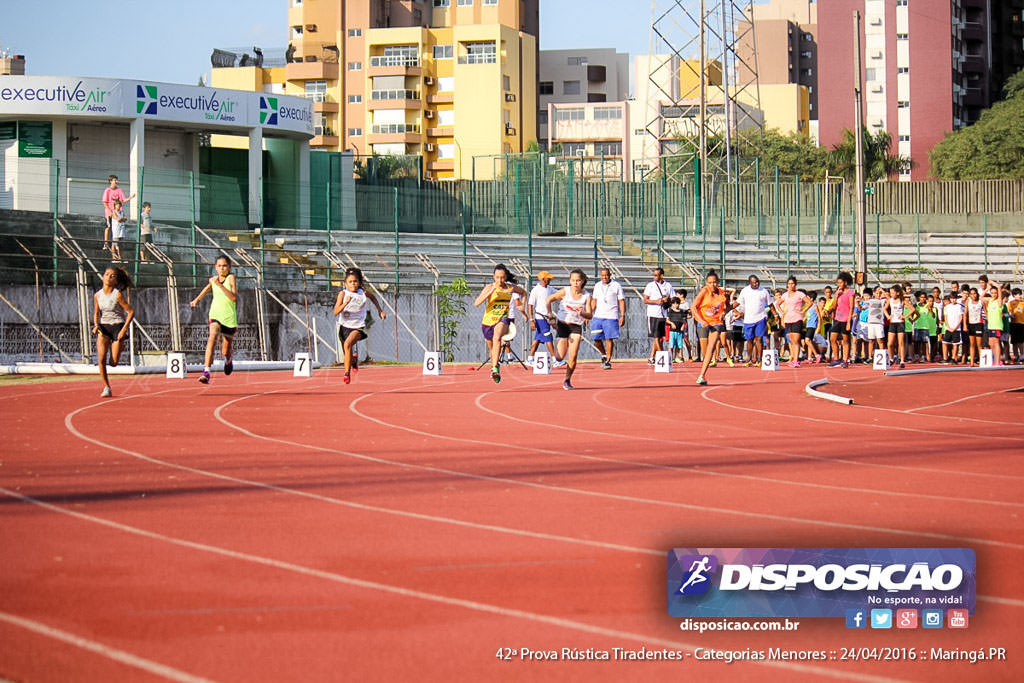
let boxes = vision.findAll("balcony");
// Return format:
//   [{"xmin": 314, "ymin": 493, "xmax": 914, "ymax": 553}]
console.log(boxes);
[
  {"xmin": 427, "ymin": 92, "xmax": 454, "ymax": 105},
  {"xmin": 285, "ymin": 42, "xmax": 340, "ymax": 80},
  {"xmin": 426, "ymin": 126, "xmax": 455, "ymax": 137},
  {"xmin": 368, "ymin": 55, "xmax": 422, "ymax": 77},
  {"xmin": 367, "ymin": 89, "xmax": 422, "ymax": 110},
  {"xmin": 304, "ymin": 92, "xmax": 340, "ymax": 113},
  {"xmin": 427, "ymin": 160, "xmax": 455, "ymax": 172},
  {"xmin": 368, "ymin": 123, "xmax": 422, "ymax": 144},
  {"xmin": 587, "ymin": 65, "xmax": 607, "ymax": 83}
]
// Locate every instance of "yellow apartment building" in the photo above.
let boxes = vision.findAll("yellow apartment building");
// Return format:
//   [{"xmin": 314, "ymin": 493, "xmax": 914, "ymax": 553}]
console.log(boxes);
[{"xmin": 211, "ymin": 0, "xmax": 537, "ymax": 180}]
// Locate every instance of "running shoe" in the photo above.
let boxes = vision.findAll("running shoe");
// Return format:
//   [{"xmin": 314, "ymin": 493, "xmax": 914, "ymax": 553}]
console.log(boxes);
[
  {"xmin": 224, "ymin": 358, "xmax": 234, "ymax": 376},
  {"xmin": 788, "ymin": 360, "xmax": 801, "ymax": 368},
  {"xmin": 527, "ymin": 355, "xmax": 534, "ymax": 365},
  {"xmin": 709, "ymin": 359, "xmax": 718, "ymax": 367},
  {"xmin": 491, "ymin": 366, "xmax": 501, "ymax": 384},
  {"xmin": 343, "ymin": 373, "xmax": 351, "ymax": 385},
  {"xmin": 828, "ymin": 360, "xmax": 842, "ymax": 367},
  {"xmin": 841, "ymin": 361, "xmax": 849, "ymax": 369},
  {"xmin": 198, "ymin": 371, "xmax": 210, "ymax": 384},
  {"xmin": 695, "ymin": 376, "xmax": 707, "ymax": 386},
  {"xmin": 553, "ymin": 359, "xmax": 567, "ymax": 368},
  {"xmin": 815, "ymin": 354, "xmax": 822, "ymax": 363},
  {"xmin": 562, "ymin": 380, "xmax": 573, "ymax": 390},
  {"xmin": 351, "ymin": 357, "xmax": 359, "ymax": 372},
  {"xmin": 899, "ymin": 361, "xmax": 905, "ymax": 369},
  {"xmin": 647, "ymin": 357, "xmax": 656, "ymax": 365},
  {"xmin": 726, "ymin": 357, "xmax": 735, "ymax": 367},
  {"xmin": 100, "ymin": 386, "xmax": 112, "ymax": 397},
  {"xmin": 601, "ymin": 360, "xmax": 612, "ymax": 370}
]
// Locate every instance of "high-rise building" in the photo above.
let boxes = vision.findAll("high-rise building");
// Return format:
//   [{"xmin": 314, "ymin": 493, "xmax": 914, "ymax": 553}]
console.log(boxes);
[
  {"xmin": 537, "ymin": 49, "xmax": 629, "ymax": 150},
  {"xmin": 817, "ymin": 0, "xmax": 981, "ymax": 181},
  {"xmin": 737, "ymin": 0, "xmax": 818, "ymax": 135},
  {"xmin": 212, "ymin": 0, "xmax": 538, "ymax": 180}
]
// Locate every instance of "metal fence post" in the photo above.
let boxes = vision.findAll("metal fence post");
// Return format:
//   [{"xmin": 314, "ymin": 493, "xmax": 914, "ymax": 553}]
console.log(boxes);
[
  {"xmin": 527, "ymin": 195, "xmax": 534, "ymax": 281},
  {"xmin": 815, "ymin": 184, "xmax": 822, "ymax": 274},
  {"xmin": 983, "ymin": 213, "xmax": 988, "ymax": 271},
  {"xmin": 755, "ymin": 157, "xmax": 761, "ymax": 248},
  {"xmin": 915, "ymin": 212, "xmax": 922, "ymax": 287},
  {"xmin": 460, "ymin": 191, "xmax": 467, "ymax": 278},
  {"xmin": 875, "ymin": 213, "xmax": 880, "ymax": 274},
  {"xmin": 719, "ymin": 207, "xmax": 726, "ymax": 278},
  {"xmin": 567, "ymin": 161, "xmax": 575, "ymax": 235},
  {"xmin": 774, "ymin": 166, "xmax": 781, "ymax": 256},
  {"xmin": 133, "ymin": 165, "xmax": 144, "ymax": 282},
  {"xmin": 393, "ymin": 187, "xmax": 400, "ymax": 291},
  {"xmin": 794, "ymin": 174, "xmax": 800, "ymax": 266},
  {"xmin": 52, "ymin": 159, "xmax": 60, "ymax": 286}
]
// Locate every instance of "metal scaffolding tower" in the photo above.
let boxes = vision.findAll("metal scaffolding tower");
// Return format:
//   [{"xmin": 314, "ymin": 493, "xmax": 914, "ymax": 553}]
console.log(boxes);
[{"xmin": 642, "ymin": 1, "xmax": 763, "ymax": 184}]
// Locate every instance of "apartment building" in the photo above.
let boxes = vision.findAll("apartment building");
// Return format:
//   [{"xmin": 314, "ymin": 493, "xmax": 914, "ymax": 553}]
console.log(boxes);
[
  {"xmin": 212, "ymin": 0, "xmax": 538, "ymax": 179},
  {"xmin": 537, "ymin": 48, "xmax": 629, "ymax": 150},
  {"xmin": 736, "ymin": 0, "xmax": 818, "ymax": 136}
]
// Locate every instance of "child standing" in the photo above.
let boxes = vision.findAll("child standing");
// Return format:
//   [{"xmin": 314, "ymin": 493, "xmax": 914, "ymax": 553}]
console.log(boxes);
[
  {"xmin": 190, "ymin": 255, "xmax": 238, "ymax": 384},
  {"xmin": 92, "ymin": 266, "xmax": 134, "ymax": 397},
  {"xmin": 885, "ymin": 285, "xmax": 908, "ymax": 368},
  {"xmin": 666, "ymin": 296, "xmax": 689, "ymax": 362},
  {"xmin": 139, "ymin": 202, "xmax": 155, "ymax": 262},
  {"xmin": 109, "ymin": 200, "xmax": 127, "ymax": 261},
  {"xmin": 941, "ymin": 294, "xmax": 963, "ymax": 364},
  {"xmin": 333, "ymin": 267, "xmax": 386, "ymax": 384},
  {"xmin": 864, "ymin": 287, "xmax": 887, "ymax": 357}
]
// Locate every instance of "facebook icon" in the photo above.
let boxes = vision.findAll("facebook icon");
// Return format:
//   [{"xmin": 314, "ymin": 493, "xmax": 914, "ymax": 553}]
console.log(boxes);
[{"xmin": 845, "ymin": 609, "xmax": 867, "ymax": 629}]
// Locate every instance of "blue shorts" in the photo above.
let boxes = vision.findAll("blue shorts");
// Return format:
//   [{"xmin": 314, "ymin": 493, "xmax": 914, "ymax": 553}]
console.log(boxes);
[
  {"xmin": 669, "ymin": 330, "xmax": 686, "ymax": 349},
  {"xmin": 591, "ymin": 317, "xmax": 620, "ymax": 340},
  {"xmin": 533, "ymin": 317, "xmax": 554, "ymax": 342},
  {"xmin": 743, "ymin": 319, "xmax": 767, "ymax": 340}
]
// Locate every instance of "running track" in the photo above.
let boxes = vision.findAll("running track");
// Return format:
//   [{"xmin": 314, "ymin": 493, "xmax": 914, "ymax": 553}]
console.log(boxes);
[{"xmin": 1, "ymin": 361, "xmax": 1022, "ymax": 682}]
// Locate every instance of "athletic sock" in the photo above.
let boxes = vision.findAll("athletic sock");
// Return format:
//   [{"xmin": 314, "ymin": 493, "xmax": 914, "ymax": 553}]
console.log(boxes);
[{"xmin": 204, "ymin": 366, "xmax": 210, "ymax": 372}]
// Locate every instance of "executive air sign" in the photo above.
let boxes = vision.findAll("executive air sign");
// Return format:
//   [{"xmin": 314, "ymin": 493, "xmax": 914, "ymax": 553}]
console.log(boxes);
[{"xmin": 0, "ymin": 76, "xmax": 311, "ymax": 135}]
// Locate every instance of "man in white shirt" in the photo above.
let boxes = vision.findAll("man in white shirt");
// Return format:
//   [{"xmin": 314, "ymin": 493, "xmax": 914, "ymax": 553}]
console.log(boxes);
[
  {"xmin": 737, "ymin": 274, "xmax": 773, "ymax": 366},
  {"xmin": 527, "ymin": 270, "xmax": 558, "ymax": 362},
  {"xmin": 642, "ymin": 268, "xmax": 675, "ymax": 364},
  {"xmin": 589, "ymin": 267, "xmax": 626, "ymax": 369}
]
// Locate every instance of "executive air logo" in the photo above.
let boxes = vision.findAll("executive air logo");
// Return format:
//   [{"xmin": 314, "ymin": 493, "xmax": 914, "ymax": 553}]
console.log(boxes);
[
  {"xmin": 137, "ymin": 85, "xmax": 158, "ymax": 115},
  {"xmin": 260, "ymin": 97, "xmax": 278, "ymax": 126},
  {"xmin": 667, "ymin": 548, "xmax": 976, "ymax": 619}
]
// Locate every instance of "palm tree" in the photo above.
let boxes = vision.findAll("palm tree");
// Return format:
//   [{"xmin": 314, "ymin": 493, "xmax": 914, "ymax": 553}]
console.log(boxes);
[{"xmin": 828, "ymin": 128, "xmax": 913, "ymax": 181}]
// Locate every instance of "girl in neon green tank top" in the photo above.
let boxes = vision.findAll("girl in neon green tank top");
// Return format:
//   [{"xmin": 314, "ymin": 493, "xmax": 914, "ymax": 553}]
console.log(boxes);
[
  {"xmin": 983, "ymin": 283, "xmax": 1005, "ymax": 366},
  {"xmin": 190, "ymin": 255, "xmax": 238, "ymax": 384}
]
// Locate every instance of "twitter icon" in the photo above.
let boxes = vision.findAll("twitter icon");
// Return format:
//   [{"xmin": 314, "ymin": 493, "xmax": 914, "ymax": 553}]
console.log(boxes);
[{"xmin": 870, "ymin": 609, "xmax": 893, "ymax": 629}]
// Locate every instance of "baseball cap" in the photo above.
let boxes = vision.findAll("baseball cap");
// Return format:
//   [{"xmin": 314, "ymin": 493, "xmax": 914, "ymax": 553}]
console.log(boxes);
[{"xmin": 537, "ymin": 270, "xmax": 553, "ymax": 280}]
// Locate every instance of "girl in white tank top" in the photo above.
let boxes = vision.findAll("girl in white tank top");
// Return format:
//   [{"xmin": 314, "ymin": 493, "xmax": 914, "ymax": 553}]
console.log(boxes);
[
  {"xmin": 333, "ymin": 267, "xmax": 386, "ymax": 384},
  {"xmin": 92, "ymin": 267, "xmax": 134, "ymax": 398},
  {"xmin": 545, "ymin": 269, "xmax": 592, "ymax": 390}
]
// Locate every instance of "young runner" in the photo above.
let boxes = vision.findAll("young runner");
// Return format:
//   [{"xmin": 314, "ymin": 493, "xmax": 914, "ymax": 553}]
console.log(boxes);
[
  {"xmin": 527, "ymin": 270, "xmax": 558, "ymax": 363},
  {"xmin": 333, "ymin": 267, "xmax": 386, "ymax": 384},
  {"xmin": 983, "ymin": 282, "xmax": 1005, "ymax": 366},
  {"xmin": 692, "ymin": 270, "xmax": 732, "ymax": 386},
  {"xmin": 474, "ymin": 264, "xmax": 529, "ymax": 384},
  {"xmin": 964, "ymin": 288, "xmax": 985, "ymax": 365},
  {"xmin": 190, "ymin": 255, "xmax": 238, "ymax": 385},
  {"xmin": 546, "ymin": 269, "xmax": 592, "ymax": 390},
  {"xmin": 779, "ymin": 276, "xmax": 813, "ymax": 367},
  {"xmin": 92, "ymin": 266, "xmax": 134, "ymax": 397},
  {"xmin": 828, "ymin": 272, "xmax": 856, "ymax": 368}
]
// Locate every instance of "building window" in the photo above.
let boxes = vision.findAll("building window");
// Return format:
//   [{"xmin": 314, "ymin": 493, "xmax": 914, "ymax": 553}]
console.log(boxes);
[
  {"xmin": 538, "ymin": 111, "xmax": 548, "ymax": 124},
  {"xmin": 561, "ymin": 142, "xmax": 586, "ymax": 156},
  {"xmin": 305, "ymin": 81, "xmax": 327, "ymax": 100},
  {"xmin": 554, "ymin": 107, "xmax": 585, "ymax": 121},
  {"xmin": 896, "ymin": 0, "xmax": 907, "ymax": 5},
  {"xmin": 898, "ymin": 67, "xmax": 909, "ymax": 74},
  {"xmin": 593, "ymin": 141, "xmax": 622, "ymax": 156},
  {"xmin": 800, "ymin": 51, "xmax": 812, "ymax": 59},
  {"xmin": 458, "ymin": 0, "xmax": 473, "ymax": 5},
  {"xmin": 348, "ymin": 28, "xmax": 362, "ymax": 37},
  {"xmin": 897, "ymin": 100, "xmax": 910, "ymax": 108},
  {"xmin": 898, "ymin": 135, "xmax": 910, "ymax": 142},
  {"xmin": 434, "ymin": 0, "xmax": 450, "ymax": 6},
  {"xmin": 348, "ymin": 128, "xmax": 362, "ymax": 137},
  {"xmin": 593, "ymin": 106, "xmax": 622, "ymax": 120},
  {"xmin": 433, "ymin": 44, "xmax": 453, "ymax": 59},
  {"xmin": 802, "ymin": 32, "xmax": 813, "ymax": 41},
  {"xmin": 801, "ymin": 68, "xmax": 813, "ymax": 77},
  {"xmin": 503, "ymin": 75, "xmax": 511, "ymax": 91},
  {"xmin": 348, "ymin": 94, "xmax": 362, "ymax": 103},
  {"xmin": 865, "ymin": 68, "xmax": 876, "ymax": 81},
  {"xmin": 459, "ymin": 41, "xmax": 496, "ymax": 64},
  {"xmin": 568, "ymin": 56, "xmax": 588, "ymax": 66},
  {"xmin": 539, "ymin": 81, "xmax": 554, "ymax": 95},
  {"xmin": 634, "ymin": 128, "xmax": 645, "ymax": 136},
  {"xmin": 896, "ymin": 33, "xmax": 908, "ymax": 40},
  {"xmin": 563, "ymin": 80, "xmax": 581, "ymax": 95},
  {"xmin": 484, "ymin": 0, "xmax": 498, "ymax": 5}
]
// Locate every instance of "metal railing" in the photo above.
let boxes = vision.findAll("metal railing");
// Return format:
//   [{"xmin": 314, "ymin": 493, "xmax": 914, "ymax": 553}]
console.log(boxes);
[
  {"xmin": 371, "ymin": 89, "xmax": 421, "ymax": 101},
  {"xmin": 369, "ymin": 55, "xmax": 419, "ymax": 68},
  {"xmin": 371, "ymin": 124, "xmax": 421, "ymax": 135}
]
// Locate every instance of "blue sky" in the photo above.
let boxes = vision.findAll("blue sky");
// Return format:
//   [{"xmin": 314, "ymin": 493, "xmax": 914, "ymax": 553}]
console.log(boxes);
[{"xmin": 4, "ymin": 1, "xmax": 652, "ymax": 85}]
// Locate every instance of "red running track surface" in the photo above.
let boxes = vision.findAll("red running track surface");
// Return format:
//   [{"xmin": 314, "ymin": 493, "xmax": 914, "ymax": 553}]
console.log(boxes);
[{"xmin": 0, "ymin": 361, "xmax": 1022, "ymax": 682}]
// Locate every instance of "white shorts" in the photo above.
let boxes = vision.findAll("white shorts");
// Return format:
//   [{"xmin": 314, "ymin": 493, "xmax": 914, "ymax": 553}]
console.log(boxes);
[{"xmin": 867, "ymin": 322, "xmax": 885, "ymax": 340}]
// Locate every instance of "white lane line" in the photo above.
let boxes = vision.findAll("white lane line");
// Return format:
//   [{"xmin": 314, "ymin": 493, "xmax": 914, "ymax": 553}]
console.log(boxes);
[
  {"xmin": 61, "ymin": 395, "xmax": 660, "ymax": 558},
  {"xmin": 0, "ymin": 609, "xmax": 213, "ymax": 683},
  {"xmin": 59, "ymin": 380, "xmax": 1023, "ymax": 606},
  {"xmin": 468, "ymin": 389, "xmax": 1024, "ymax": 509},
  {"xmin": 0, "ymin": 486, "xmax": 904, "ymax": 683}
]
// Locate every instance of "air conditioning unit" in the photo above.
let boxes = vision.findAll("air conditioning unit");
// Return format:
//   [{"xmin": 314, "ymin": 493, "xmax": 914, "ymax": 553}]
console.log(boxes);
[
  {"xmin": 424, "ymin": 110, "xmax": 434, "ymax": 119},
  {"xmin": 425, "ymin": 143, "xmax": 436, "ymax": 152},
  {"xmin": 504, "ymin": 93, "xmax": 516, "ymax": 102},
  {"xmin": 424, "ymin": 76, "xmax": 436, "ymax": 86},
  {"xmin": 305, "ymin": 24, "xmax": 318, "ymax": 32},
  {"xmin": 314, "ymin": 125, "xmax": 324, "ymax": 135}
]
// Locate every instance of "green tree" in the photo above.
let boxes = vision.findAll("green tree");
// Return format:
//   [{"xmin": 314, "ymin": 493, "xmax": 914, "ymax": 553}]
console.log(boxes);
[
  {"xmin": 433, "ymin": 277, "xmax": 471, "ymax": 362},
  {"xmin": 353, "ymin": 153, "xmax": 420, "ymax": 182},
  {"xmin": 827, "ymin": 128, "xmax": 913, "ymax": 182},
  {"xmin": 930, "ymin": 67, "xmax": 1024, "ymax": 179}
]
